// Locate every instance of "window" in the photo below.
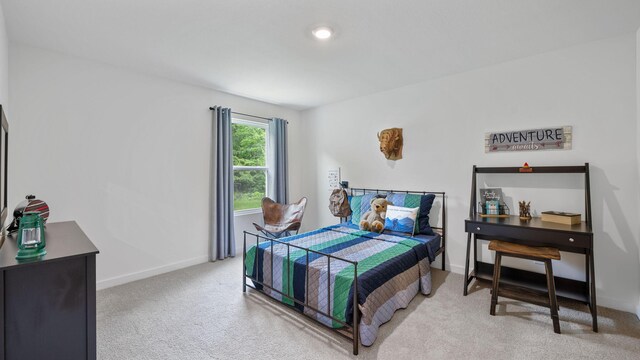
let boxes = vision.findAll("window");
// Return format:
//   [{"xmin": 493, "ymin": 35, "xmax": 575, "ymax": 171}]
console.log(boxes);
[{"xmin": 232, "ymin": 119, "xmax": 269, "ymax": 212}]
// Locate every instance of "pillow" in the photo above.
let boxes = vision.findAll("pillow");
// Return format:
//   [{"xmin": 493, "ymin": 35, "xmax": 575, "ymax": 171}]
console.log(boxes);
[
  {"xmin": 384, "ymin": 206, "xmax": 419, "ymax": 236},
  {"xmin": 385, "ymin": 193, "xmax": 436, "ymax": 235},
  {"xmin": 348, "ymin": 193, "xmax": 379, "ymax": 226}
]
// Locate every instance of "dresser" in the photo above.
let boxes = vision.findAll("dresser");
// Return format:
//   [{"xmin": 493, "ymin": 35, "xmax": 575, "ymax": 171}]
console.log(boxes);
[{"xmin": 0, "ymin": 221, "xmax": 99, "ymax": 360}]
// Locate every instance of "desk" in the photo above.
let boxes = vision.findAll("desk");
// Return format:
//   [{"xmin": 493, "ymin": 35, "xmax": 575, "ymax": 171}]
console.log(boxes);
[{"xmin": 464, "ymin": 214, "xmax": 597, "ymax": 332}]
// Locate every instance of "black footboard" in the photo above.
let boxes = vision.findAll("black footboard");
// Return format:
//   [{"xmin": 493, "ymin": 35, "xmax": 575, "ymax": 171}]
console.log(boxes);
[{"xmin": 242, "ymin": 231, "xmax": 361, "ymax": 355}]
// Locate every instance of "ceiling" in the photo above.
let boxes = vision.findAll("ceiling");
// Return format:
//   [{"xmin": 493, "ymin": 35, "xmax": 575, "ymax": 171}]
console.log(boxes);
[{"xmin": 2, "ymin": 0, "xmax": 640, "ymax": 110}]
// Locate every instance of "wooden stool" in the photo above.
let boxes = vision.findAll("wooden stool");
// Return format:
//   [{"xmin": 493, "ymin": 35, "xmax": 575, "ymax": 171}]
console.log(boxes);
[{"xmin": 488, "ymin": 240, "xmax": 562, "ymax": 334}]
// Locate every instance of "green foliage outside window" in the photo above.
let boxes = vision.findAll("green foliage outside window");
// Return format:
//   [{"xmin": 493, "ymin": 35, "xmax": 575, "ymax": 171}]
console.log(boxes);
[
  {"xmin": 233, "ymin": 123, "xmax": 266, "ymax": 167},
  {"xmin": 233, "ymin": 123, "xmax": 267, "ymax": 211}
]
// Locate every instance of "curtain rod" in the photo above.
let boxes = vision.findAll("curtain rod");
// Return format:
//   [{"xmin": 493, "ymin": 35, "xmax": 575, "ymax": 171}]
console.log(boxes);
[{"xmin": 209, "ymin": 107, "xmax": 272, "ymax": 121}]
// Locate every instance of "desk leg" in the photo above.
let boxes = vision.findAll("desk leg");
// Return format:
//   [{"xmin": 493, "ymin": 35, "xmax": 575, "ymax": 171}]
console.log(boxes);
[
  {"xmin": 464, "ymin": 232, "xmax": 472, "ymax": 296},
  {"xmin": 473, "ymin": 234, "xmax": 478, "ymax": 275},
  {"xmin": 589, "ymin": 251, "xmax": 598, "ymax": 332},
  {"xmin": 585, "ymin": 254, "xmax": 589, "ymax": 291}
]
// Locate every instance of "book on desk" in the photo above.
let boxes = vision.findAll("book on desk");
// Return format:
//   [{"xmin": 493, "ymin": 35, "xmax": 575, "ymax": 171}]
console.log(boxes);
[{"xmin": 541, "ymin": 211, "xmax": 581, "ymax": 225}]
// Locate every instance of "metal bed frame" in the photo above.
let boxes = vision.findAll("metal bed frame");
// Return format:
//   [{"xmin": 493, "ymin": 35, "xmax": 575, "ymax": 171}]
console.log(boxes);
[{"xmin": 242, "ymin": 188, "xmax": 446, "ymax": 355}]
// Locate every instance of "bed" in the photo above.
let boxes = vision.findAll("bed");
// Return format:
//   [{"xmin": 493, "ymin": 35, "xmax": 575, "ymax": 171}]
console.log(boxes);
[{"xmin": 243, "ymin": 188, "xmax": 446, "ymax": 355}]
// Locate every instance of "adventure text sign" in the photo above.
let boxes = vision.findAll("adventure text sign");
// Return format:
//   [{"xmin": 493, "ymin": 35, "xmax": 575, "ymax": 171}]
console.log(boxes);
[{"xmin": 485, "ymin": 126, "xmax": 572, "ymax": 153}]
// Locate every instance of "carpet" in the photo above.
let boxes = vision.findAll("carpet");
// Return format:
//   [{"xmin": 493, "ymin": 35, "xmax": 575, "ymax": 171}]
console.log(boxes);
[{"xmin": 97, "ymin": 257, "xmax": 640, "ymax": 359}]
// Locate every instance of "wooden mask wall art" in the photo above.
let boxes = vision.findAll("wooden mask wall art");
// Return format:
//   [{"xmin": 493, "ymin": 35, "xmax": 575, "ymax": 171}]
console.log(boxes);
[{"xmin": 377, "ymin": 128, "xmax": 403, "ymax": 160}]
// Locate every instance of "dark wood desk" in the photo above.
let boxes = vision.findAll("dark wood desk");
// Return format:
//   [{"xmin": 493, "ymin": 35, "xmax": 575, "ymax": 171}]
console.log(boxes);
[
  {"xmin": 0, "ymin": 221, "xmax": 99, "ymax": 360},
  {"xmin": 464, "ymin": 214, "xmax": 597, "ymax": 331}
]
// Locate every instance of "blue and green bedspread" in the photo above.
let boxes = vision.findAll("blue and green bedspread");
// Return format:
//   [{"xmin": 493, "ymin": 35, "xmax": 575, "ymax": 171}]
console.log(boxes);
[{"xmin": 245, "ymin": 224, "xmax": 439, "ymax": 346}]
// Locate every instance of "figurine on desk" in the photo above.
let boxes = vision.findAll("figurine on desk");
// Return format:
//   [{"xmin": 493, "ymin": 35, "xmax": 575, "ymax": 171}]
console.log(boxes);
[{"xmin": 519, "ymin": 201, "xmax": 532, "ymax": 220}]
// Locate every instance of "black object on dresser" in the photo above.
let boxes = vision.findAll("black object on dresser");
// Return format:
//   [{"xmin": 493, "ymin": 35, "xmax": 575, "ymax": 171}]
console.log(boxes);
[
  {"xmin": 0, "ymin": 221, "xmax": 99, "ymax": 360},
  {"xmin": 464, "ymin": 164, "xmax": 597, "ymax": 332}
]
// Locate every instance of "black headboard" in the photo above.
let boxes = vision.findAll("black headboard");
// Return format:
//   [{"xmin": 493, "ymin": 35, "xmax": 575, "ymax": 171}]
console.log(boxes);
[
  {"xmin": 348, "ymin": 187, "xmax": 446, "ymax": 239},
  {"xmin": 348, "ymin": 187, "xmax": 447, "ymax": 271}
]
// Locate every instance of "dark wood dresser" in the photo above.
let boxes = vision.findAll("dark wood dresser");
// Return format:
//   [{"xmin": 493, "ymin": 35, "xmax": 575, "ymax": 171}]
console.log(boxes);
[{"xmin": 0, "ymin": 221, "xmax": 99, "ymax": 360}]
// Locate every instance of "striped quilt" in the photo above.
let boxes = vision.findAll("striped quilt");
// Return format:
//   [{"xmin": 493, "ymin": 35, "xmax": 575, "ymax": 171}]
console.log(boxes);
[{"xmin": 245, "ymin": 225, "xmax": 432, "ymax": 346}]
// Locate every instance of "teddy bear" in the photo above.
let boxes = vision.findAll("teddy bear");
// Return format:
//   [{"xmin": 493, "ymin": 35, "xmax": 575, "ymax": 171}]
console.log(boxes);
[{"xmin": 359, "ymin": 197, "xmax": 393, "ymax": 233}]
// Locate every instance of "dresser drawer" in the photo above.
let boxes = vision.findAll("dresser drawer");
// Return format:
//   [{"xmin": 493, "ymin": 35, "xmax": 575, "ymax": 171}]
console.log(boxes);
[{"xmin": 466, "ymin": 222, "xmax": 591, "ymax": 249}]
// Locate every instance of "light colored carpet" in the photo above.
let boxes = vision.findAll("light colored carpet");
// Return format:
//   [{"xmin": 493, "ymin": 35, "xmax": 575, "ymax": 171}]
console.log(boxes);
[{"xmin": 97, "ymin": 257, "xmax": 640, "ymax": 359}]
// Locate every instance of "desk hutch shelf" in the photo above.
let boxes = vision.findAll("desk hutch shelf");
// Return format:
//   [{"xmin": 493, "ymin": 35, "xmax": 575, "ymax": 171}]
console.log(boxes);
[{"xmin": 463, "ymin": 163, "xmax": 597, "ymax": 331}]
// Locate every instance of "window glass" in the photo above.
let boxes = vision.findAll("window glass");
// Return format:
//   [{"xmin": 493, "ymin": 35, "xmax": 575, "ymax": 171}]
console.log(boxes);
[
  {"xmin": 233, "ymin": 170, "xmax": 266, "ymax": 211},
  {"xmin": 232, "ymin": 123, "xmax": 266, "ymax": 167},
  {"xmin": 232, "ymin": 121, "xmax": 268, "ymax": 211}
]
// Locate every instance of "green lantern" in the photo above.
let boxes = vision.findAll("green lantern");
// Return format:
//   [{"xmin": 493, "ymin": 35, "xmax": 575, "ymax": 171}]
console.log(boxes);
[{"xmin": 15, "ymin": 212, "xmax": 46, "ymax": 260}]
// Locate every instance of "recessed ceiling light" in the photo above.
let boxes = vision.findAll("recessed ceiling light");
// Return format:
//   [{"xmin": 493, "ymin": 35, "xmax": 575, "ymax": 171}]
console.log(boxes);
[{"xmin": 312, "ymin": 26, "xmax": 333, "ymax": 40}]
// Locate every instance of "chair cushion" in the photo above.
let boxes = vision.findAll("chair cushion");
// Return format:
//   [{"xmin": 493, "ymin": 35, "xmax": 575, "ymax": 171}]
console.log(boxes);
[{"xmin": 489, "ymin": 240, "xmax": 561, "ymax": 260}]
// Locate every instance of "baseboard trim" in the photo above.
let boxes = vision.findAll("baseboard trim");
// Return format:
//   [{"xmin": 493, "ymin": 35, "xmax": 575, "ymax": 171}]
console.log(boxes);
[
  {"xmin": 96, "ymin": 254, "xmax": 639, "ymax": 315},
  {"xmin": 431, "ymin": 258, "xmax": 465, "ymax": 274},
  {"xmin": 596, "ymin": 293, "xmax": 638, "ymax": 314},
  {"xmin": 97, "ymin": 255, "xmax": 209, "ymax": 290}
]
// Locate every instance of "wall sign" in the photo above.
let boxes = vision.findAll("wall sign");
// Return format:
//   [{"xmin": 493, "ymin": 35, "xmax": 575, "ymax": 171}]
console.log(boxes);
[
  {"xmin": 327, "ymin": 168, "xmax": 340, "ymax": 190},
  {"xmin": 485, "ymin": 126, "xmax": 572, "ymax": 153}
]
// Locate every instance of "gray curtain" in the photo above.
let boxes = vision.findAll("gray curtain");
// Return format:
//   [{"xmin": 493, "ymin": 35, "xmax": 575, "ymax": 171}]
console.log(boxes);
[
  {"xmin": 270, "ymin": 118, "xmax": 288, "ymax": 204},
  {"xmin": 210, "ymin": 107, "xmax": 235, "ymax": 261}
]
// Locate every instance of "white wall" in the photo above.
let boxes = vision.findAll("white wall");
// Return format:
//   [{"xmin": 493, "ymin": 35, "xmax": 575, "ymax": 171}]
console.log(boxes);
[
  {"xmin": 301, "ymin": 33, "xmax": 640, "ymax": 313},
  {"xmin": 0, "ymin": 3, "xmax": 9, "ymax": 108},
  {"xmin": 8, "ymin": 44, "xmax": 303, "ymax": 289}
]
